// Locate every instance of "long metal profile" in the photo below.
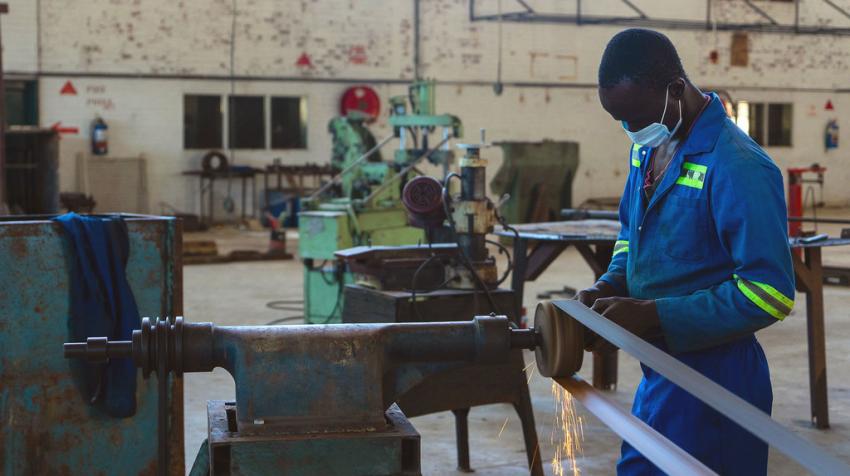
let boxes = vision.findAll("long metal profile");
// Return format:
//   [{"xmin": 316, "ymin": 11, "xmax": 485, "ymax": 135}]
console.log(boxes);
[
  {"xmin": 552, "ymin": 300, "xmax": 850, "ymax": 475},
  {"xmin": 555, "ymin": 375, "xmax": 716, "ymax": 475}
]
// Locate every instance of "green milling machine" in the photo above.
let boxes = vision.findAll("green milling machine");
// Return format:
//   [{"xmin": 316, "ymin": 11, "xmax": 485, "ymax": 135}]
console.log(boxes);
[{"xmin": 299, "ymin": 81, "xmax": 463, "ymax": 323}]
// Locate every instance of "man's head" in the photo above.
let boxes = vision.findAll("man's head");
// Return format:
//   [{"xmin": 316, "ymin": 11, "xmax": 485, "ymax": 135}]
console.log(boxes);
[{"xmin": 598, "ymin": 29, "xmax": 688, "ymax": 134}]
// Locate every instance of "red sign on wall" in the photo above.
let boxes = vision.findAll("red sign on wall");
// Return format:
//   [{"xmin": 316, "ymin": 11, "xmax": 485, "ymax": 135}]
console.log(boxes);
[{"xmin": 60, "ymin": 81, "xmax": 78, "ymax": 96}]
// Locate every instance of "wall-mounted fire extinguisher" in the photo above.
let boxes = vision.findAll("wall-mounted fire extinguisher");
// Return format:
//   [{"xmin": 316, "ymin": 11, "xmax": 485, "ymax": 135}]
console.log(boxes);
[
  {"xmin": 825, "ymin": 119, "xmax": 839, "ymax": 150},
  {"xmin": 91, "ymin": 117, "xmax": 108, "ymax": 155}
]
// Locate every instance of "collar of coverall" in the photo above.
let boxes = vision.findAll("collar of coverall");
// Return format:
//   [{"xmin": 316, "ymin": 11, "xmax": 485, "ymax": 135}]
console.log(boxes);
[{"xmin": 674, "ymin": 92, "xmax": 727, "ymax": 157}]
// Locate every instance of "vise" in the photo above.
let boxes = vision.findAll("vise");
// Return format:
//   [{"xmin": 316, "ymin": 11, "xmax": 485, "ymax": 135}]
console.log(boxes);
[{"xmin": 65, "ymin": 315, "xmax": 541, "ymax": 475}]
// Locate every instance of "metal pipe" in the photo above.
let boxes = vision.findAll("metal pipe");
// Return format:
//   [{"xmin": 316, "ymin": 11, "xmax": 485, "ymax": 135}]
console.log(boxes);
[
  {"xmin": 556, "ymin": 375, "xmax": 716, "ymax": 475},
  {"xmin": 307, "ymin": 134, "xmax": 394, "ymax": 201}
]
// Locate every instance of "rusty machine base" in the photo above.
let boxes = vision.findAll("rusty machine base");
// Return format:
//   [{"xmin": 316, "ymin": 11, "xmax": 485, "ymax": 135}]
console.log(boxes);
[{"xmin": 195, "ymin": 401, "xmax": 420, "ymax": 476}]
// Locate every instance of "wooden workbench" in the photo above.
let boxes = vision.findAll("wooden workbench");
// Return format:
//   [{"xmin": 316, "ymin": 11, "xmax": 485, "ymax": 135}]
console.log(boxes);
[{"xmin": 498, "ymin": 219, "xmax": 850, "ymax": 429}]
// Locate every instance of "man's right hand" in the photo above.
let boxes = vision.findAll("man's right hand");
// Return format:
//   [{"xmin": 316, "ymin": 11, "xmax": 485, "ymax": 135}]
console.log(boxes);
[
  {"xmin": 574, "ymin": 281, "xmax": 618, "ymax": 307},
  {"xmin": 575, "ymin": 280, "xmax": 619, "ymax": 352}
]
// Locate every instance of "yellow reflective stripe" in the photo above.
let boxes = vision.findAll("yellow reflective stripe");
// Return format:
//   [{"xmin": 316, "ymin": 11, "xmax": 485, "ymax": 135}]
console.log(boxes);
[
  {"xmin": 733, "ymin": 274, "xmax": 794, "ymax": 320},
  {"xmin": 675, "ymin": 176, "xmax": 704, "ymax": 189},
  {"xmin": 676, "ymin": 161, "xmax": 707, "ymax": 190},
  {"xmin": 613, "ymin": 240, "xmax": 629, "ymax": 256},
  {"xmin": 750, "ymin": 279, "xmax": 794, "ymax": 309},
  {"xmin": 682, "ymin": 162, "xmax": 707, "ymax": 174},
  {"xmin": 631, "ymin": 143, "xmax": 642, "ymax": 167}
]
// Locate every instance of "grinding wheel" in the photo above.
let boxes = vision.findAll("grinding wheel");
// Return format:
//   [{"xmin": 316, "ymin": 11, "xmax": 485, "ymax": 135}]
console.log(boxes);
[{"xmin": 534, "ymin": 300, "xmax": 585, "ymax": 377}]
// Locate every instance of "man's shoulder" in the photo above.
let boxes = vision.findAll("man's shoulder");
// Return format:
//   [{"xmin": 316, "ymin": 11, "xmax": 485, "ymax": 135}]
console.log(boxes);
[{"xmin": 706, "ymin": 119, "xmax": 781, "ymax": 178}]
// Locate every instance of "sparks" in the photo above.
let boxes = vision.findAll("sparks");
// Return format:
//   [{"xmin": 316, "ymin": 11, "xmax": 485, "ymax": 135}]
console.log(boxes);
[{"xmin": 551, "ymin": 381, "xmax": 583, "ymax": 476}]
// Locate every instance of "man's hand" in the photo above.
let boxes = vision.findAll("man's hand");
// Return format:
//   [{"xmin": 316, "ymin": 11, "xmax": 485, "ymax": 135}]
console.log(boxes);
[
  {"xmin": 587, "ymin": 297, "xmax": 662, "ymax": 354},
  {"xmin": 574, "ymin": 281, "xmax": 618, "ymax": 308}
]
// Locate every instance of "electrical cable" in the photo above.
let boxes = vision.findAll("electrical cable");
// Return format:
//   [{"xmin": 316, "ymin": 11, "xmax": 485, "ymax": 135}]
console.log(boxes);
[{"xmin": 486, "ymin": 238, "xmax": 513, "ymax": 286}]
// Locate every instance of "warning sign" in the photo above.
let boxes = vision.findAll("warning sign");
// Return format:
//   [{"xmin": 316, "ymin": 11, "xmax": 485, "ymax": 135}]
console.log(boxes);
[{"xmin": 60, "ymin": 81, "xmax": 77, "ymax": 96}]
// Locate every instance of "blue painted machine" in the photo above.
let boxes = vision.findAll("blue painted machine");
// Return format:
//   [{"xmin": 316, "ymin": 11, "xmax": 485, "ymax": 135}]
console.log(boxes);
[{"xmin": 0, "ymin": 215, "xmax": 183, "ymax": 476}]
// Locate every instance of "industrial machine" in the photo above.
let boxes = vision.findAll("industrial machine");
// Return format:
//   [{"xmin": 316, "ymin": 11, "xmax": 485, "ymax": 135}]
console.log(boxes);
[
  {"xmin": 298, "ymin": 80, "xmax": 462, "ymax": 323},
  {"xmin": 63, "ymin": 299, "xmax": 850, "ymax": 476},
  {"xmin": 65, "ymin": 314, "xmax": 536, "ymax": 475}
]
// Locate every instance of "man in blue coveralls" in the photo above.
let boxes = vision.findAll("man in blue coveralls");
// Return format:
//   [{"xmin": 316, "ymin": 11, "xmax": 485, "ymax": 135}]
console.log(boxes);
[{"xmin": 575, "ymin": 29, "xmax": 795, "ymax": 475}]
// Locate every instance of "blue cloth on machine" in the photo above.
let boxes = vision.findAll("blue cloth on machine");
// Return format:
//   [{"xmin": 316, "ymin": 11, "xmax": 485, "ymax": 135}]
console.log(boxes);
[{"xmin": 55, "ymin": 212, "xmax": 141, "ymax": 418}]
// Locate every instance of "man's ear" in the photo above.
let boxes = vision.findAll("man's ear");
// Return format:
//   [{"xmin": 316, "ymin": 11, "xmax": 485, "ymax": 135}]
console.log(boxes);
[{"xmin": 668, "ymin": 77, "xmax": 686, "ymax": 100}]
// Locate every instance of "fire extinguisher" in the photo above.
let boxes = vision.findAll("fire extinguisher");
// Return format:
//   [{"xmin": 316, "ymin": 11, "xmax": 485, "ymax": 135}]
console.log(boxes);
[
  {"xmin": 826, "ymin": 119, "xmax": 839, "ymax": 150},
  {"xmin": 91, "ymin": 117, "xmax": 108, "ymax": 155}
]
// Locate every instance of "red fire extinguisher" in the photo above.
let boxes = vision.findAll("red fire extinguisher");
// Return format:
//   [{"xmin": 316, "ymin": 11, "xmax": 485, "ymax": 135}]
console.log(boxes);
[{"xmin": 91, "ymin": 117, "xmax": 108, "ymax": 155}]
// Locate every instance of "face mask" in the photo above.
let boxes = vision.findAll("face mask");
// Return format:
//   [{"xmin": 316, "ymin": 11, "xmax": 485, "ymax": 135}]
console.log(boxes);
[{"xmin": 621, "ymin": 85, "xmax": 683, "ymax": 148}]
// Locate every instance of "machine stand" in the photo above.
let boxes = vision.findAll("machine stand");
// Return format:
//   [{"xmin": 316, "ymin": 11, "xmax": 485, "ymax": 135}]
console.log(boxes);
[
  {"xmin": 205, "ymin": 401, "xmax": 421, "ymax": 476},
  {"xmin": 452, "ymin": 408, "xmax": 473, "ymax": 472}
]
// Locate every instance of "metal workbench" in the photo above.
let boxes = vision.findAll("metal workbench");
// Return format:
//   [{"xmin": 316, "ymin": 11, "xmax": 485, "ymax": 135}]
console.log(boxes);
[{"xmin": 498, "ymin": 219, "xmax": 850, "ymax": 429}]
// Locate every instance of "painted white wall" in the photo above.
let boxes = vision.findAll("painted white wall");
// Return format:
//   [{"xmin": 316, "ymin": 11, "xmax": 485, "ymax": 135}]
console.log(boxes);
[{"xmin": 5, "ymin": 0, "xmax": 850, "ymax": 215}]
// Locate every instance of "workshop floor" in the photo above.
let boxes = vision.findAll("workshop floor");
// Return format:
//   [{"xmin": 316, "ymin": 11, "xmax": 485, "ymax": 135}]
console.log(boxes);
[{"xmin": 182, "ymin": 210, "xmax": 850, "ymax": 475}]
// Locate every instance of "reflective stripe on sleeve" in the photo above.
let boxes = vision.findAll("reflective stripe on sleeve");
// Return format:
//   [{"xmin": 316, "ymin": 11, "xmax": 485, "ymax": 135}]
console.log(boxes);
[
  {"xmin": 631, "ymin": 144, "xmax": 642, "ymax": 167},
  {"xmin": 734, "ymin": 274, "xmax": 794, "ymax": 320},
  {"xmin": 613, "ymin": 240, "xmax": 629, "ymax": 256}
]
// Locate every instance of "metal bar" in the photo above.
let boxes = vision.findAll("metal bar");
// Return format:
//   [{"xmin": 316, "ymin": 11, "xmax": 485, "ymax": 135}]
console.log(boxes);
[
  {"xmin": 0, "ymin": 4, "xmax": 8, "ymax": 209},
  {"xmin": 561, "ymin": 208, "xmax": 619, "ymax": 221},
  {"xmin": 795, "ymin": 0, "xmax": 800, "ymax": 33},
  {"xmin": 307, "ymin": 134, "xmax": 394, "ymax": 201},
  {"xmin": 804, "ymin": 247, "xmax": 830, "ymax": 428},
  {"xmin": 363, "ymin": 135, "xmax": 452, "ymax": 205},
  {"xmin": 556, "ymin": 375, "xmax": 716, "ymax": 476},
  {"xmin": 413, "ymin": 0, "xmax": 421, "ymax": 80},
  {"xmin": 452, "ymin": 408, "xmax": 471, "ymax": 471},
  {"xmin": 510, "ymin": 238, "xmax": 529, "ymax": 323},
  {"xmin": 621, "ymin": 0, "xmax": 648, "ymax": 19},
  {"xmin": 525, "ymin": 242, "xmax": 569, "ymax": 281},
  {"xmin": 551, "ymin": 300, "xmax": 850, "ymax": 475},
  {"xmin": 742, "ymin": 0, "xmax": 779, "ymax": 25},
  {"xmin": 577, "ymin": 0, "xmax": 582, "ymax": 25},
  {"xmin": 706, "ymin": 0, "xmax": 712, "ymax": 30},
  {"xmin": 514, "ymin": 0, "xmax": 534, "ymax": 13},
  {"xmin": 822, "ymin": 0, "xmax": 850, "ymax": 21},
  {"xmin": 788, "ymin": 216, "xmax": 850, "ymax": 224},
  {"xmin": 469, "ymin": 10, "xmax": 850, "ymax": 35}
]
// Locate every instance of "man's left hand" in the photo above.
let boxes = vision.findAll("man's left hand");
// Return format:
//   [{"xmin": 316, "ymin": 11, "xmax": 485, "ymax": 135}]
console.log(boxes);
[{"xmin": 587, "ymin": 297, "xmax": 662, "ymax": 354}]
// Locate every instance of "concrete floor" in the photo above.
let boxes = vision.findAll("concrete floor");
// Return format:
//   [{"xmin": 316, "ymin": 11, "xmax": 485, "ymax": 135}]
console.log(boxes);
[{"xmin": 182, "ymin": 212, "xmax": 850, "ymax": 475}]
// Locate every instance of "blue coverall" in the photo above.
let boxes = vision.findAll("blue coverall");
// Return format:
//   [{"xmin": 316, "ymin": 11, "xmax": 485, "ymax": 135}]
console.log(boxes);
[{"xmin": 598, "ymin": 93, "xmax": 795, "ymax": 475}]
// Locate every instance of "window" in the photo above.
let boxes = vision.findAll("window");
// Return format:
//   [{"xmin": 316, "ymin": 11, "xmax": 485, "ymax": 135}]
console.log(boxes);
[
  {"xmin": 271, "ymin": 97, "xmax": 308, "ymax": 149},
  {"xmin": 184, "ymin": 94, "xmax": 308, "ymax": 150},
  {"xmin": 228, "ymin": 96, "xmax": 265, "ymax": 149},
  {"xmin": 184, "ymin": 95, "xmax": 222, "ymax": 149},
  {"xmin": 767, "ymin": 103, "xmax": 792, "ymax": 146},
  {"xmin": 735, "ymin": 101, "xmax": 792, "ymax": 147},
  {"xmin": 5, "ymin": 80, "xmax": 38, "ymax": 126}
]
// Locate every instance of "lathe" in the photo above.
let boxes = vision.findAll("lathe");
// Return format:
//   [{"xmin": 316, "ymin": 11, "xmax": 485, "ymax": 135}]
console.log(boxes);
[{"xmin": 64, "ymin": 311, "xmax": 561, "ymax": 475}]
